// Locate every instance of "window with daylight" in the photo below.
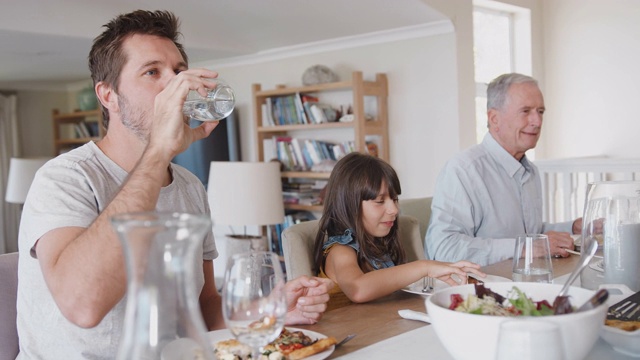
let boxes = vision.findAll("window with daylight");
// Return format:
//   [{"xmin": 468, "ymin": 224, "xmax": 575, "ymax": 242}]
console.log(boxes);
[{"xmin": 473, "ymin": 1, "xmax": 532, "ymax": 145}]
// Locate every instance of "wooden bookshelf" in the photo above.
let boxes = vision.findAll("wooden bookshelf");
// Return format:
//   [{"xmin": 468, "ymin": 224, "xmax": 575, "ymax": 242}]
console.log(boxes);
[
  {"xmin": 252, "ymin": 71, "xmax": 389, "ymax": 213},
  {"xmin": 52, "ymin": 109, "xmax": 105, "ymax": 155}
]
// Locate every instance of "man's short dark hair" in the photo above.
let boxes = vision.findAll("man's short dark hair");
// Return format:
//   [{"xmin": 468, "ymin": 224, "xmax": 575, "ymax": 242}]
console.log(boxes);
[{"xmin": 88, "ymin": 10, "xmax": 188, "ymax": 129}]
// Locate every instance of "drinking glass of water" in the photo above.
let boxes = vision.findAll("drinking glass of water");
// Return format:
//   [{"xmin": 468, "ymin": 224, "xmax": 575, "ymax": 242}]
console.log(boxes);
[
  {"xmin": 183, "ymin": 77, "xmax": 235, "ymax": 121},
  {"xmin": 512, "ymin": 234, "xmax": 553, "ymax": 283}
]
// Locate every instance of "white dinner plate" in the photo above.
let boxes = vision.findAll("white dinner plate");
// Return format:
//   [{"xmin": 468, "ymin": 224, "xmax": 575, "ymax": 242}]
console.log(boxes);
[
  {"xmin": 161, "ymin": 327, "xmax": 335, "ymax": 360},
  {"xmin": 402, "ymin": 274, "xmax": 511, "ymax": 296}
]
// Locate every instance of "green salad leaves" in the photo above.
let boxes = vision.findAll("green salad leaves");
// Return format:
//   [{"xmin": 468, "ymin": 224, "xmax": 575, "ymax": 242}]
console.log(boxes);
[{"xmin": 450, "ymin": 284, "xmax": 571, "ymax": 316}]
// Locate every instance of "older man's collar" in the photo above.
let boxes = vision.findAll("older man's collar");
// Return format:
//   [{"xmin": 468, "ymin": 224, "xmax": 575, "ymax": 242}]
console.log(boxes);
[{"xmin": 482, "ymin": 133, "xmax": 527, "ymax": 178}]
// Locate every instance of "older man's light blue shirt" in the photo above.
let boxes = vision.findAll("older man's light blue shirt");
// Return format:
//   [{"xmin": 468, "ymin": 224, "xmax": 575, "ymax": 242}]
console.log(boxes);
[{"xmin": 425, "ymin": 133, "xmax": 572, "ymax": 266}]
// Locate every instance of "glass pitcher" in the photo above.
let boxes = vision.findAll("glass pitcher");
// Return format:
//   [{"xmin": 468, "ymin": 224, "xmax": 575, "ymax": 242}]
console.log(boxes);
[
  {"xmin": 580, "ymin": 181, "xmax": 640, "ymax": 291},
  {"xmin": 111, "ymin": 212, "xmax": 214, "ymax": 360}
]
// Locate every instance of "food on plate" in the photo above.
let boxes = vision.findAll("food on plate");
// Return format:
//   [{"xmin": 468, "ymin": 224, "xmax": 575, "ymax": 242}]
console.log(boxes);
[
  {"xmin": 467, "ymin": 276, "xmax": 483, "ymax": 285},
  {"xmin": 285, "ymin": 337, "xmax": 337, "ymax": 360},
  {"xmin": 265, "ymin": 328, "xmax": 336, "ymax": 360},
  {"xmin": 450, "ymin": 284, "xmax": 574, "ymax": 316},
  {"xmin": 605, "ymin": 319, "xmax": 640, "ymax": 332},
  {"xmin": 214, "ymin": 328, "xmax": 336, "ymax": 360},
  {"xmin": 214, "ymin": 339, "xmax": 252, "ymax": 360},
  {"xmin": 266, "ymin": 328, "xmax": 315, "ymax": 354}
]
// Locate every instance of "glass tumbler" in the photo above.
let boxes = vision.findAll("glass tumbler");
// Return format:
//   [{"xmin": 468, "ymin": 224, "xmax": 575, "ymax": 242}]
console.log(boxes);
[
  {"xmin": 111, "ymin": 212, "xmax": 214, "ymax": 360},
  {"xmin": 183, "ymin": 78, "xmax": 235, "ymax": 122},
  {"xmin": 512, "ymin": 234, "xmax": 553, "ymax": 283}
]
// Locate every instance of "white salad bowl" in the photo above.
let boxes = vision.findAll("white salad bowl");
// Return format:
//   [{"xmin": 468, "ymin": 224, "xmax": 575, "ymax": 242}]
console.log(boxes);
[{"xmin": 425, "ymin": 282, "xmax": 607, "ymax": 360}]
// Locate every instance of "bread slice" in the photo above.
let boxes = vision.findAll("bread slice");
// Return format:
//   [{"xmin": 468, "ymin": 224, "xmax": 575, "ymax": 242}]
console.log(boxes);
[
  {"xmin": 287, "ymin": 337, "xmax": 337, "ymax": 360},
  {"xmin": 605, "ymin": 319, "xmax": 640, "ymax": 332}
]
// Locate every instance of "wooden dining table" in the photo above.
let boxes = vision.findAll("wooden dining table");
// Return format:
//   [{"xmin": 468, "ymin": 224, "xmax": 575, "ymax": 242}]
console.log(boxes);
[{"xmin": 296, "ymin": 255, "xmax": 581, "ymax": 359}]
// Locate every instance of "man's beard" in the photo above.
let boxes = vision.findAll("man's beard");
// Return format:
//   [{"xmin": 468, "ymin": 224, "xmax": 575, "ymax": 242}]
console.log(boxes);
[{"xmin": 118, "ymin": 93, "xmax": 149, "ymax": 141}]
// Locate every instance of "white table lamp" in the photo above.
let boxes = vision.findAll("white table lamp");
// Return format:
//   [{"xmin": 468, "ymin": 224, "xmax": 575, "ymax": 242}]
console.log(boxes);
[
  {"xmin": 208, "ymin": 161, "xmax": 285, "ymax": 251},
  {"xmin": 6, "ymin": 157, "xmax": 50, "ymax": 204}
]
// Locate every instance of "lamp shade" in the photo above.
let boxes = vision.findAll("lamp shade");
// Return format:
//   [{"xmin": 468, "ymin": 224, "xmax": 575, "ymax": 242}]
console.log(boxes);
[
  {"xmin": 5, "ymin": 157, "xmax": 50, "ymax": 204},
  {"xmin": 208, "ymin": 161, "xmax": 285, "ymax": 227}
]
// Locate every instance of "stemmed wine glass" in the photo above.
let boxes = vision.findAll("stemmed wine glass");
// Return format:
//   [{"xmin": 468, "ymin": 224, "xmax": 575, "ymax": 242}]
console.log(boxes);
[{"xmin": 222, "ymin": 251, "xmax": 287, "ymax": 360}]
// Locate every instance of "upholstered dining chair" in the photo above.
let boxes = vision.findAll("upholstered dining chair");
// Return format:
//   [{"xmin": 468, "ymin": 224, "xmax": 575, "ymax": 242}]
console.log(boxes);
[
  {"xmin": 0, "ymin": 252, "xmax": 19, "ymax": 360},
  {"xmin": 398, "ymin": 197, "xmax": 433, "ymax": 241},
  {"xmin": 281, "ymin": 215, "xmax": 424, "ymax": 281}
]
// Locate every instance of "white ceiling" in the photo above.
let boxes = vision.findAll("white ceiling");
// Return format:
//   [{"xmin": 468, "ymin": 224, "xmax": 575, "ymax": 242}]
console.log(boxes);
[{"xmin": 0, "ymin": 0, "xmax": 446, "ymax": 89}]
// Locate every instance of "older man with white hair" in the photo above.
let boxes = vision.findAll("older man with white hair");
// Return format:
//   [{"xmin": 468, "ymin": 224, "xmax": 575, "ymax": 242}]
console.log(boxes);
[{"xmin": 425, "ymin": 73, "xmax": 582, "ymax": 266}]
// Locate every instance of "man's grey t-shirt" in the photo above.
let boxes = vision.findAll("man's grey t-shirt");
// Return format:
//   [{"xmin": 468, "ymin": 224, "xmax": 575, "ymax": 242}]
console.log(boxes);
[{"xmin": 16, "ymin": 142, "xmax": 217, "ymax": 359}]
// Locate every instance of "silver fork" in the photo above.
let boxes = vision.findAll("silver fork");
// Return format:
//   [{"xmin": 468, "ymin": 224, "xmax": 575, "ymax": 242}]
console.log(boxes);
[
  {"xmin": 612, "ymin": 301, "xmax": 640, "ymax": 320},
  {"xmin": 627, "ymin": 303, "xmax": 640, "ymax": 320},
  {"xmin": 421, "ymin": 277, "xmax": 434, "ymax": 294}
]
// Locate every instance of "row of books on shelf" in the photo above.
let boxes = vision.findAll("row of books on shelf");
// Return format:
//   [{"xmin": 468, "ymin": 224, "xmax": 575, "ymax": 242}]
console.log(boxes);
[
  {"xmin": 283, "ymin": 179, "xmax": 327, "ymax": 191},
  {"xmin": 267, "ymin": 211, "xmax": 316, "ymax": 256},
  {"xmin": 261, "ymin": 93, "xmax": 337, "ymax": 126},
  {"xmin": 283, "ymin": 190, "xmax": 322, "ymax": 206},
  {"xmin": 265, "ymin": 136, "xmax": 355, "ymax": 171},
  {"xmin": 283, "ymin": 180, "xmax": 326, "ymax": 206},
  {"xmin": 61, "ymin": 121, "xmax": 100, "ymax": 139}
]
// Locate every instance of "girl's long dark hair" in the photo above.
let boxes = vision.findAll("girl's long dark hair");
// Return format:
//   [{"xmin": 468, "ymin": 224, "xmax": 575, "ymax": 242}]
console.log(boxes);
[{"xmin": 312, "ymin": 152, "xmax": 405, "ymax": 274}]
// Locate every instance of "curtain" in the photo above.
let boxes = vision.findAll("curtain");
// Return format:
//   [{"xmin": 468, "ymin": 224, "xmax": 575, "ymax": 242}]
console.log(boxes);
[{"xmin": 0, "ymin": 94, "xmax": 20, "ymax": 254}]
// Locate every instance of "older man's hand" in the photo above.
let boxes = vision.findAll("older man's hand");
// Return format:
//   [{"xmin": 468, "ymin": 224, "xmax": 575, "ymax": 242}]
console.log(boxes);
[
  {"xmin": 572, "ymin": 217, "xmax": 583, "ymax": 234},
  {"xmin": 545, "ymin": 231, "xmax": 575, "ymax": 257}
]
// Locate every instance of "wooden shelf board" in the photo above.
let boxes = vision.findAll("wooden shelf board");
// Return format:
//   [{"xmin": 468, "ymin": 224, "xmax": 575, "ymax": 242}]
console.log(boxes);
[
  {"xmin": 53, "ymin": 109, "xmax": 101, "ymax": 121},
  {"xmin": 255, "ymin": 79, "xmax": 385, "ymax": 98},
  {"xmin": 285, "ymin": 204, "xmax": 324, "ymax": 212},
  {"xmin": 282, "ymin": 171, "xmax": 331, "ymax": 179},
  {"xmin": 258, "ymin": 122, "xmax": 353, "ymax": 132},
  {"xmin": 255, "ymin": 81, "xmax": 354, "ymax": 97}
]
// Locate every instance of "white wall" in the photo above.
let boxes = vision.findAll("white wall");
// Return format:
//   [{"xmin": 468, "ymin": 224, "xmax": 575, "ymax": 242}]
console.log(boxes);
[
  {"xmin": 15, "ymin": 90, "xmax": 70, "ymax": 158},
  {"xmin": 539, "ymin": 0, "xmax": 640, "ymax": 159},
  {"xmin": 204, "ymin": 31, "xmax": 459, "ymax": 199},
  {"xmin": 423, "ymin": 0, "xmax": 476, "ymax": 150}
]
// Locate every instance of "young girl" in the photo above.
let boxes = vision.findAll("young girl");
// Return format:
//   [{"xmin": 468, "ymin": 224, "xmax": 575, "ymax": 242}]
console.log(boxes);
[{"xmin": 313, "ymin": 152, "xmax": 484, "ymax": 308}]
